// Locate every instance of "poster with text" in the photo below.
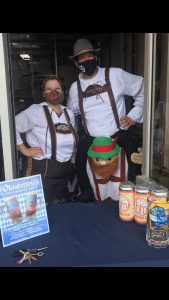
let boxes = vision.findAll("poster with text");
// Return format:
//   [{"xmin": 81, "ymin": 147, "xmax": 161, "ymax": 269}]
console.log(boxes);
[{"xmin": 0, "ymin": 174, "xmax": 50, "ymax": 247}]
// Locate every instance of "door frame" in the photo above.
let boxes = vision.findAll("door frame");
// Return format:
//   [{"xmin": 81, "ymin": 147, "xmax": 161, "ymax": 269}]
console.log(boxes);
[
  {"xmin": 0, "ymin": 33, "xmax": 17, "ymax": 180},
  {"xmin": 142, "ymin": 33, "xmax": 156, "ymax": 177}
]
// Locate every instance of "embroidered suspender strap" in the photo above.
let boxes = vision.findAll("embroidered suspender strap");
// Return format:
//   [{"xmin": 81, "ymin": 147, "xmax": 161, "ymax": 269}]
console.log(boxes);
[
  {"xmin": 94, "ymin": 176, "xmax": 110, "ymax": 184},
  {"xmin": 81, "ymin": 83, "xmax": 107, "ymax": 97},
  {"xmin": 88, "ymin": 157, "xmax": 101, "ymax": 201},
  {"xmin": 105, "ymin": 68, "xmax": 120, "ymax": 129},
  {"xmin": 110, "ymin": 148, "xmax": 125, "ymax": 182},
  {"xmin": 77, "ymin": 79, "xmax": 90, "ymax": 135},
  {"xmin": 43, "ymin": 106, "xmax": 56, "ymax": 161},
  {"xmin": 63, "ymin": 108, "xmax": 79, "ymax": 145}
]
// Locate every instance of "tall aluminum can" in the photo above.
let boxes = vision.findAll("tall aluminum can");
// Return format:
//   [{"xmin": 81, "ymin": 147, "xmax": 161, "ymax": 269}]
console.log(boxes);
[
  {"xmin": 134, "ymin": 184, "xmax": 150, "ymax": 224},
  {"xmin": 119, "ymin": 181, "xmax": 134, "ymax": 221}
]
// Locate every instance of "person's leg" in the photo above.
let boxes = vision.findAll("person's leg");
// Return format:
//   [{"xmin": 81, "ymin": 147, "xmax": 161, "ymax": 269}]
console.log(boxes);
[
  {"xmin": 22, "ymin": 158, "xmax": 70, "ymax": 203},
  {"xmin": 23, "ymin": 158, "xmax": 52, "ymax": 203},
  {"xmin": 42, "ymin": 176, "xmax": 68, "ymax": 203},
  {"xmin": 112, "ymin": 130, "xmax": 142, "ymax": 183},
  {"xmin": 75, "ymin": 135, "xmax": 94, "ymax": 191},
  {"xmin": 75, "ymin": 135, "xmax": 95, "ymax": 201},
  {"xmin": 45, "ymin": 160, "xmax": 70, "ymax": 203},
  {"xmin": 41, "ymin": 177, "xmax": 56, "ymax": 203}
]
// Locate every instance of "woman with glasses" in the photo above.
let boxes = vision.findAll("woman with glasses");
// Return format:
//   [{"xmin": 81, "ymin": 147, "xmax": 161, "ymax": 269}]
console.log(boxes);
[{"xmin": 15, "ymin": 76, "xmax": 78, "ymax": 204}]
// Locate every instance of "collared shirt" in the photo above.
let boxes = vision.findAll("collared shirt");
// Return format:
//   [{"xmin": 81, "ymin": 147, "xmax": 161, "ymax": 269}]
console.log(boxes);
[
  {"xmin": 67, "ymin": 67, "xmax": 144, "ymax": 137},
  {"xmin": 15, "ymin": 102, "xmax": 75, "ymax": 162}
]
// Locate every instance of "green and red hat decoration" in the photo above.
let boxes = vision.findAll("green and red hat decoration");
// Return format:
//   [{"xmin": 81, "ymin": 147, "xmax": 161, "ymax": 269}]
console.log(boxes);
[{"xmin": 87, "ymin": 136, "xmax": 120, "ymax": 160}]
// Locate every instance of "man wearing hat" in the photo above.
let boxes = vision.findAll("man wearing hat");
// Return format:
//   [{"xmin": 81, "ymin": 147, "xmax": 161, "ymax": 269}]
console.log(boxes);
[
  {"xmin": 87, "ymin": 136, "xmax": 128, "ymax": 201},
  {"xmin": 67, "ymin": 38, "xmax": 144, "ymax": 202}
]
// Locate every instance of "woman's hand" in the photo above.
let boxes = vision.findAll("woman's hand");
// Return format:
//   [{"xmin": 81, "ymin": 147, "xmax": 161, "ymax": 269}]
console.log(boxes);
[
  {"xmin": 120, "ymin": 116, "xmax": 136, "ymax": 130},
  {"xmin": 25, "ymin": 147, "xmax": 44, "ymax": 157},
  {"xmin": 17, "ymin": 144, "xmax": 43, "ymax": 157}
]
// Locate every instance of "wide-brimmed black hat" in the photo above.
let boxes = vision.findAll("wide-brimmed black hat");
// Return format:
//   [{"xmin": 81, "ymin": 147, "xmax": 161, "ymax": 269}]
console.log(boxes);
[{"xmin": 68, "ymin": 38, "xmax": 101, "ymax": 60}]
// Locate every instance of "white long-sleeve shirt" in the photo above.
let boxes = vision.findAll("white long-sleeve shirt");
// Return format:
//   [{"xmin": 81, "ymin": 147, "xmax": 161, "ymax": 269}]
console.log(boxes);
[
  {"xmin": 67, "ymin": 67, "xmax": 144, "ymax": 137},
  {"xmin": 15, "ymin": 102, "xmax": 75, "ymax": 162}
]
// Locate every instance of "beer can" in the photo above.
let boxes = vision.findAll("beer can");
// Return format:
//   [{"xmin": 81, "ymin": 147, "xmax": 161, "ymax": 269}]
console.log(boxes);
[
  {"xmin": 119, "ymin": 181, "xmax": 134, "ymax": 221},
  {"xmin": 151, "ymin": 185, "xmax": 168, "ymax": 202},
  {"xmin": 134, "ymin": 184, "xmax": 150, "ymax": 224}
]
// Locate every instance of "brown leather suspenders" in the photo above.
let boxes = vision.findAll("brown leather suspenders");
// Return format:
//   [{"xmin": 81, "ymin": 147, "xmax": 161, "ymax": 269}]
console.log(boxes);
[
  {"xmin": 43, "ymin": 106, "xmax": 56, "ymax": 161},
  {"xmin": 77, "ymin": 67, "xmax": 120, "ymax": 135},
  {"xmin": 63, "ymin": 108, "xmax": 79, "ymax": 145},
  {"xmin": 43, "ymin": 106, "xmax": 78, "ymax": 161},
  {"xmin": 105, "ymin": 68, "xmax": 120, "ymax": 129},
  {"xmin": 77, "ymin": 79, "xmax": 90, "ymax": 135}
]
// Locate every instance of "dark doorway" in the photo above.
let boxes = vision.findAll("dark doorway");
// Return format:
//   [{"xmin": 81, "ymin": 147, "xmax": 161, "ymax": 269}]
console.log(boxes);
[{"xmin": 6, "ymin": 33, "xmax": 145, "ymax": 192}]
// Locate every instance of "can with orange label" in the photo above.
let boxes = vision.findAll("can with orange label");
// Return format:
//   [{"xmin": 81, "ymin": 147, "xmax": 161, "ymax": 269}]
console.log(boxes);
[
  {"xmin": 119, "ymin": 181, "xmax": 134, "ymax": 221},
  {"xmin": 134, "ymin": 184, "xmax": 150, "ymax": 224}
]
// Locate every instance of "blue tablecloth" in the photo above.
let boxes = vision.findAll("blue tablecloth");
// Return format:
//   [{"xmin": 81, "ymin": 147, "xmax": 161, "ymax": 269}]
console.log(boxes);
[{"xmin": 1, "ymin": 201, "xmax": 169, "ymax": 267}]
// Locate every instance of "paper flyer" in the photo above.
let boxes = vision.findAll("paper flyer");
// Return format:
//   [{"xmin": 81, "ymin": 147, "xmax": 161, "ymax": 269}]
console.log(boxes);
[{"xmin": 0, "ymin": 174, "xmax": 50, "ymax": 247}]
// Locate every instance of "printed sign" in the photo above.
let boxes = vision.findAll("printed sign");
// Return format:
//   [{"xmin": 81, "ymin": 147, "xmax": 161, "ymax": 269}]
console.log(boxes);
[{"xmin": 0, "ymin": 174, "xmax": 49, "ymax": 247}]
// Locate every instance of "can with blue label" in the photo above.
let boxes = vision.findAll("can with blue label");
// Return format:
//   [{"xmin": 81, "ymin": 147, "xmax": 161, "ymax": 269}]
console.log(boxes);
[{"xmin": 146, "ymin": 196, "xmax": 169, "ymax": 248}]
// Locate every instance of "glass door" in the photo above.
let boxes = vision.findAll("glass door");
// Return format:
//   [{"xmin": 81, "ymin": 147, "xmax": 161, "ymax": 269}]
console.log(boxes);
[{"xmin": 150, "ymin": 33, "xmax": 169, "ymax": 188}]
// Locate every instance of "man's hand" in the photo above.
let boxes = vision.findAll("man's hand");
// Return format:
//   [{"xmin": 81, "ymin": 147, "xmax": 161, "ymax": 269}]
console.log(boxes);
[
  {"xmin": 131, "ymin": 147, "xmax": 143, "ymax": 164},
  {"xmin": 120, "ymin": 116, "xmax": 136, "ymax": 130}
]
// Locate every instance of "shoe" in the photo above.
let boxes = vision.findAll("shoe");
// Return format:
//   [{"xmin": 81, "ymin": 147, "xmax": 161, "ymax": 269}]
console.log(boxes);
[
  {"xmin": 53, "ymin": 198, "xmax": 66, "ymax": 203},
  {"xmin": 71, "ymin": 190, "xmax": 95, "ymax": 203},
  {"xmin": 71, "ymin": 193, "xmax": 80, "ymax": 202},
  {"xmin": 58, "ymin": 198, "xmax": 66, "ymax": 203}
]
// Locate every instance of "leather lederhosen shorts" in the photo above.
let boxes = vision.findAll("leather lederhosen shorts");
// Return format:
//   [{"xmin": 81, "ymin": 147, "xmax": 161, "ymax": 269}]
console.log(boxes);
[{"xmin": 25, "ymin": 157, "xmax": 71, "ymax": 178}]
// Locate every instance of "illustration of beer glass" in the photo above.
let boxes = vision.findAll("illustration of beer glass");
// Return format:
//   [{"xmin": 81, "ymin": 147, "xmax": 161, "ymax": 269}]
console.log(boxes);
[
  {"xmin": 5, "ymin": 196, "xmax": 23, "ymax": 223},
  {"xmin": 24, "ymin": 193, "xmax": 38, "ymax": 219}
]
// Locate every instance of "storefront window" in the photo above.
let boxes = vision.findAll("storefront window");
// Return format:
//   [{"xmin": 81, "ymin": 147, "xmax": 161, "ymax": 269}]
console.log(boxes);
[{"xmin": 8, "ymin": 33, "xmax": 57, "ymax": 111}]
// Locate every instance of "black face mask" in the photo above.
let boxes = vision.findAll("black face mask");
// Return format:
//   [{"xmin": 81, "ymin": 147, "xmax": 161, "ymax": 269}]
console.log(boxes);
[{"xmin": 78, "ymin": 59, "xmax": 97, "ymax": 76}]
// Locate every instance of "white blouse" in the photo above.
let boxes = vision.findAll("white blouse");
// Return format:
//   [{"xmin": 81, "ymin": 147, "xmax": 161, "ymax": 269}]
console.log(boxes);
[{"xmin": 15, "ymin": 103, "xmax": 75, "ymax": 162}]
